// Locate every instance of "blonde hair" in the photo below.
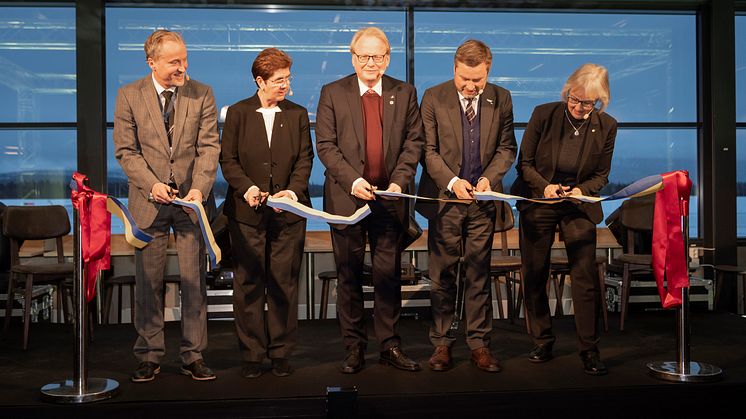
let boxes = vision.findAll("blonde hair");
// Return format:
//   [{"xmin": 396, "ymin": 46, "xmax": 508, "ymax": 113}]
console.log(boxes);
[
  {"xmin": 144, "ymin": 30, "xmax": 185, "ymax": 61},
  {"xmin": 561, "ymin": 63, "xmax": 610, "ymax": 113},
  {"xmin": 349, "ymin": 26, "xmax": 391, "ymax": 55}
]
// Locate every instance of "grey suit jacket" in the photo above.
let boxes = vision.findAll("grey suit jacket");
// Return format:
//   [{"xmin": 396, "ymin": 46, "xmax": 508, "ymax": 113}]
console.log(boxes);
[
  {"xmin": 509, "ymin": 101, "xmax": 617, "ymax": 224},
  {"xmin": 315, "ymin": 74, "xmax": 424, "ymax": 228},
  {"xmin": 415, "ymin": 81, "xmax": 517, "ymax": 220},
  {"xmin": 113, "ymin": 75, "xmax": 220, "ymax": 228}
]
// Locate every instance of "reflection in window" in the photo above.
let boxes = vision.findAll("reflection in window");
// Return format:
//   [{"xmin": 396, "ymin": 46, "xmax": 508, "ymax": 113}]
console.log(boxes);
[
  {"xmin": 414, "ymin": 12, "xmax": 695, "ymax": 123},
  {"xmin": 0, "ymin": 7, "xmax": 76, "ymax": 123},
  {"xmin": 737, "ymin": 15, "xmax": 745, "ymax": 122},
  {"xmin": 0, "ymin": 129, "xmax": 76, "ymax": 200},
  {"xmin": 106, "ymin": 8, "xmax": 406, "ymax": 123}
]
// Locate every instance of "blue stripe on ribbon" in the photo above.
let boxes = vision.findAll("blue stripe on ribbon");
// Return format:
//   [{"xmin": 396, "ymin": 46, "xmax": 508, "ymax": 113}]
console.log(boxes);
[{"xmin": 106, "ymin": 197, "xmax": 152, "ymax": 248}]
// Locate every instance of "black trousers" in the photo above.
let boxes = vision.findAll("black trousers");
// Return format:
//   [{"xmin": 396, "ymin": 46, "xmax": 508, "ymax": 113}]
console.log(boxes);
[
  {"xmin": 427, "ymin": 201, "xmax": 495, "ymax": 350},
  {"xmin": 229, "ymin": 214, "xmax": 306, "ymax": 363},
  {"xmin": 331, "ymin": 201, "xmax": 403, "ymax": 352},
  {"xmin": 519, "ymin": 202, "xmax": 600, "ymax": 354}
]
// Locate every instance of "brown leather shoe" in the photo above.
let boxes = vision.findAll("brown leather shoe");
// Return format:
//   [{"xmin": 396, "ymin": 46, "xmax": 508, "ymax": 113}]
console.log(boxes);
[
  {"xmin": 471, "ymin": 347, "xmax": 501, "ymax": 373},
  {"xmin": 428, "ymin": 345, "xmax": 452, "ymax": 371}
]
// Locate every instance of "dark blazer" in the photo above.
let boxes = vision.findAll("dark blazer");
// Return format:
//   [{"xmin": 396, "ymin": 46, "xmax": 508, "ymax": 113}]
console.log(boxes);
[
  {"xmin": 315, "ymin": 74, "xmax": 424, "ymax": 228},
  {"xmin": 510, "ymin": 101, "xmax": 617, "ymax": 224},
  {"xmin": 415, "ymin": 81, "xmax": 517, "ymax": 220},
  {"xmin": 220, "ymin": 94, "xmax": 314, "ymax": 226}
]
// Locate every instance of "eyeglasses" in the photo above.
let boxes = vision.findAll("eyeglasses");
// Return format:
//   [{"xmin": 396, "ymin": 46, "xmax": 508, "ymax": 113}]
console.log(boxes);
[
  {"xmin": 567, "ymin": 94, "xmax": 598, "ymax": 109},
  {"xmin": 267, "ymin": 75, "xmax": 293, "ymax": 87},
  {"xmin": 354, "ymin": 53, "xmax": 387, "ymax": 64}
]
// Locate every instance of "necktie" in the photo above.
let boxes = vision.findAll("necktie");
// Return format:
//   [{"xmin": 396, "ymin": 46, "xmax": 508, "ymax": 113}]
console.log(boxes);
[
  {"xmin": 465, "ymin": 98, "xmax": 476, "ymax": 124},
  {"xmin": 162, "ymin": 90, "xmax": 175, "ymax": 147}
]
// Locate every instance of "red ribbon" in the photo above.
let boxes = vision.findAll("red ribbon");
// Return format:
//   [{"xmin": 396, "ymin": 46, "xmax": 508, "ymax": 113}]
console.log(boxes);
[
  {"xmin": 651, "ymin": 170, "xmax": 691, "ymax": 309},
  {"xmin": 70, "ymin": 172, "xmax": 111, "ymax": 302}
]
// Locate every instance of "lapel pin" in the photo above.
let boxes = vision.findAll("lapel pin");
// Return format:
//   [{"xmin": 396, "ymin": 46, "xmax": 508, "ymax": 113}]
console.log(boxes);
[
  {"xmin": 592, "ymin": 129, "xmax": 596, "ymax": 132},
  {"xmin": 486, "ymin": 98, "xmax": 494, "ymax": 104},
  {"xmin": 389, "ymin": 100, "xmax": 394, "ymax": 105}
]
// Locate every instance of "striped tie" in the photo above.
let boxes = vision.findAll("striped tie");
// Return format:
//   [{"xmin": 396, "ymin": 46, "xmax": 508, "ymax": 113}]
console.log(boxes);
[{"xmin": 465, "ymin": 98, "xmax": 475, "ymax": 124}]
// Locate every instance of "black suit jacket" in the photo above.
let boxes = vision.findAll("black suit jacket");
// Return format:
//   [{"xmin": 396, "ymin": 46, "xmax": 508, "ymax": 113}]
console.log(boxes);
[
  {"xmin": 315, "ymin": 74, "xmax": 424, "ymax": 228},
  {"xmin": 415, "ymin": 80, "xmax": 517, "ymax": 220},
  {"xmin": 220, "ymin": 94, "xmax": 314, "ymax": 226},
  {"xmin": 510, "ymin": 101, "xmax": 617, "ymax": 224}
]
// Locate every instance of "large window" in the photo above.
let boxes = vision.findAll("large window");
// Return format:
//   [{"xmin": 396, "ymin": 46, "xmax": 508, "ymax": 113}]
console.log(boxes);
[
  {"xmin": 105, "ymin": 7, "xmax": 406, "ymax": 224},
  {"xmin": 737, "ymin": 15, "xmax": 746, "ymax": 236},
  {"xmin": 415, "ymin": 11, "xmax": 696, "ymax": 232},
  {"xmin": 0, "ymin": 7, "xmax": 76, "ymax": 202},
  {"xmin": 102, "ymin": 7, "xmax": 697, "ymax": 233}
]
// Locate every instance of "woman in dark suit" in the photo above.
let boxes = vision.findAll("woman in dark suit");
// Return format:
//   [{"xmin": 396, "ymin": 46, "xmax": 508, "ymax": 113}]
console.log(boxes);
[
  {"xmin": 510, "ymin": 63, "xmax": 616, "ymax": 376},
  {"xmin": 220, "ymin": 48, "xmax": 313, "ymax": 379}
]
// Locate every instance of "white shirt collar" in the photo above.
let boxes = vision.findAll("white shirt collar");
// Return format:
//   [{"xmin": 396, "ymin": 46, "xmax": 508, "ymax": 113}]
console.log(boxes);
[
  {"xmin": 151, "ymin": 74, "xmax": 176, "ymax": 96},
  {"xmin": 358, "ymin": 78, "xmax": 383, "ymax": 96},
  {"xmin": 256, "ymin": 106, "xmax": 282, "ymax": 114},
  {"xmin": 457, "ymin": 91, "xmax": 480, "ymax": 115}
]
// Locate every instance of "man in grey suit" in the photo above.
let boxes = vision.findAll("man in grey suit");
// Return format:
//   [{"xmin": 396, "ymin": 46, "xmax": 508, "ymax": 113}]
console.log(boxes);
[
  {"xmin": 114, "ymin": 30, "xmax": 220, "ymax": 382},
  {"xmin": 316, "ymin": 27, "xmax": 424, "ymax": 374},
  {"xmin": 415, "ymin": 40, "xmax": 516, "ymax": 372}
]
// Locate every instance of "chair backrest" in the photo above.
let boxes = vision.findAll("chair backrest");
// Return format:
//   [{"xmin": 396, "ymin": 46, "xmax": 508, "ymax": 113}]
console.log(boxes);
[
  {"xmin": 618, "ymin": 196, "xmax": 655, "ymax": 255},
  {"xmin": 493, "ymin": 201, "xmax": 515, "ymax": 256},
  {"xmin": 3, "ymin": 205, "xmax": 71, "ymax": 265},
  {"xmin": 619, "ymin": 196, "xmax": 654, "ymax": 232}
]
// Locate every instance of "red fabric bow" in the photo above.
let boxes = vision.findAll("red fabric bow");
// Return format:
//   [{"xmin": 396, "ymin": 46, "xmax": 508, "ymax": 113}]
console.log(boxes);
[
  {"xmin": 70, "ymin": 172, "xmax": 111, "ymax": 302},
  {"xmin": 651, "ymin": 170, "xmax": 691, "ymax": 309}
]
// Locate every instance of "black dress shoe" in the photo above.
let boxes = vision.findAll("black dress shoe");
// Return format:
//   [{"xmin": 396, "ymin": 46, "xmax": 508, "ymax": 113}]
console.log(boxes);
[
  {"xmin": 528, "ymin": 344, "xmax": 553, "ymax": 363},
  {"xmin": 271, "ymin": 359, "xmax": 293, "ymax": 377},
  {"xmin": 131, "ymin": 361, "xmax": 160, "ymax": 383},
  {"xmin": 581, "ymin": 351, "xmax": 608, "ymax": 376},
  {"xmin": 379, "ymin": 346, "xmax": 421, "ymax": 372},
  {"xmin": 180, "ymin": 359, "xmax": 216, "ymax": 381},
  {"xmin": 240, "ymin": 362, "xmax": 262, "ymax": 379},
  {"xmin": 340, "ymin": 347, "xmax": 365, "ymax": 374}
]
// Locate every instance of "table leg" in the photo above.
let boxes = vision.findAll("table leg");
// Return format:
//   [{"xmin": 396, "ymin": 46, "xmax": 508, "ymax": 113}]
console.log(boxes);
[{"xmin": 306, "ymin": 253, "xmax": 315, "ymax": 320}]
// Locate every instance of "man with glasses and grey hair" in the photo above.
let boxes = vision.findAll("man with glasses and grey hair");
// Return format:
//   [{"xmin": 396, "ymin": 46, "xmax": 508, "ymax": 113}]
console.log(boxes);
[{"xmin": 316, "ymin": 26, "xmax": 424, "ymax": 374}]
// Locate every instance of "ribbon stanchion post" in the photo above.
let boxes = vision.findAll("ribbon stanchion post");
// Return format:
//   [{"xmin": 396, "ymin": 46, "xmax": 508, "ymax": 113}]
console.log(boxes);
[
  {"xmin": 646, "ymin": 171, "xmax": 722, "ymax": 382},
  {"xmin": 41, "ymin": 174, "xmax": 119, "ymax": 403}
]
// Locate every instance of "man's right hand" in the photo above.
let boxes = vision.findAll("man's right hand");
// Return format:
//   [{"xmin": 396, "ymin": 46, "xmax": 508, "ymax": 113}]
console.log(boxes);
[
  {"xmin": 352, "ymin": 179, "xmax": 376, "ymax": 201},
  {"xmin": 151, "ymin": 183, "xmax": 178, "ymax": 204},
  {"xmin": 452, "ymin": 179, "xmax": 475, "ymax": 200},
  {"xmin": 543, "ymin": 184, "xmax": 570, "ymax": 198}
]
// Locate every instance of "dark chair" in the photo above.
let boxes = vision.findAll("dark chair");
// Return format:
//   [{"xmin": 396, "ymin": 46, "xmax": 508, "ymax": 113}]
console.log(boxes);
[
  {"xmin": 101, "ymin": 273, "xmax": 182, "ymax": 324},
  {"xmin": 713, "ymin": 265, "xmax": 746, "ymax": 314},
  {"xmin": 547, "ymin": 254, "xmax": 609, "ymax": 332},
  {"xmin": 489, "ymin": 201, "xmax": 523, "ymax": 324},
  {"xmin": 3, "ymin": 205, "xmax": 73, "ymax": 349},
  {"xmin": 612, "ymin": 196, "xmax": 655, "ymax": 331}
]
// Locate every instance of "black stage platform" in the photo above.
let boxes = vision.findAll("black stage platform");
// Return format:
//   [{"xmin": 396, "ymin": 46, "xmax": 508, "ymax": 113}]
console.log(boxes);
[{"xmin": 2, "ymin": 311, "xmax": 745, "ymax": 418}]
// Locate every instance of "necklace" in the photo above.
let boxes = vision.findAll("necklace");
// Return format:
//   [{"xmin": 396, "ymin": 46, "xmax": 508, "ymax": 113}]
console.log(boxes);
[{"xmin": 564, "ymin": 109, "xmax": 587, "ymax": 136}]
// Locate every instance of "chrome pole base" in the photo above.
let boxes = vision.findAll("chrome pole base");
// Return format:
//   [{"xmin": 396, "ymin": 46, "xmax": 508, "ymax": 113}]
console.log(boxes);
[
  {"xmin": 40, "ymin": 378, "xmax": 119, "ymax": 404},
  {"xmin": 647, "ymin": 361, "xmax": 723, "ymax": 383}
]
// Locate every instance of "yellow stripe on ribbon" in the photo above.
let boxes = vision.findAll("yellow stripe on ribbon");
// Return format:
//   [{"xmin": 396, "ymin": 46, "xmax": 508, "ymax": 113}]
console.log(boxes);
[{"xmin": 172, "ymin": 198, "xmax": 222, "ymax": 269}]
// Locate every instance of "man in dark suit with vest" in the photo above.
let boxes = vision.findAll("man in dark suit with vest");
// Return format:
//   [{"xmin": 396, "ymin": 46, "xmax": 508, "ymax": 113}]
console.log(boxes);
[
  {"xmin": 416, "ymin": 40, "xmax": 516, "ymax": 372},
  {"xmin": 316, "ymin": 27, "xmax": 424, "ymax": 374}
]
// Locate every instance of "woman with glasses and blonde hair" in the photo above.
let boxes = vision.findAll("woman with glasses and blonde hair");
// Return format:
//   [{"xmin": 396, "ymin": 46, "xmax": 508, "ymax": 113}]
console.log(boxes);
[
  {"xmin": 220, "ymin": 47, "xmax": 314, "ymax": 379},
  {"xmin": 510, "ymin": 63, "xmax": 616, "ymax": 376}
]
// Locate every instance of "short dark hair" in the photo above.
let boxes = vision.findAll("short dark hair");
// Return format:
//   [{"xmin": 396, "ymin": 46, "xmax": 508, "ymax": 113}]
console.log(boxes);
[
  {"xmin": 454, "ymin": 39, "xmax": 492, "ymax": 69},
  {"xmin": 252, "ymin": 48, "xmax": 293, "ymax": 85}
]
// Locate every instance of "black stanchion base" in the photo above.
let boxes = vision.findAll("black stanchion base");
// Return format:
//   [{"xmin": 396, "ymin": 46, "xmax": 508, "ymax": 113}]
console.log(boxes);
[
  {"xmin": 647, "ymin": 361, "xmax": 723, "ymax": 383},
  {"xmin": 40, "ymin": 378, "xmax": 119, "ymax": 404}
]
